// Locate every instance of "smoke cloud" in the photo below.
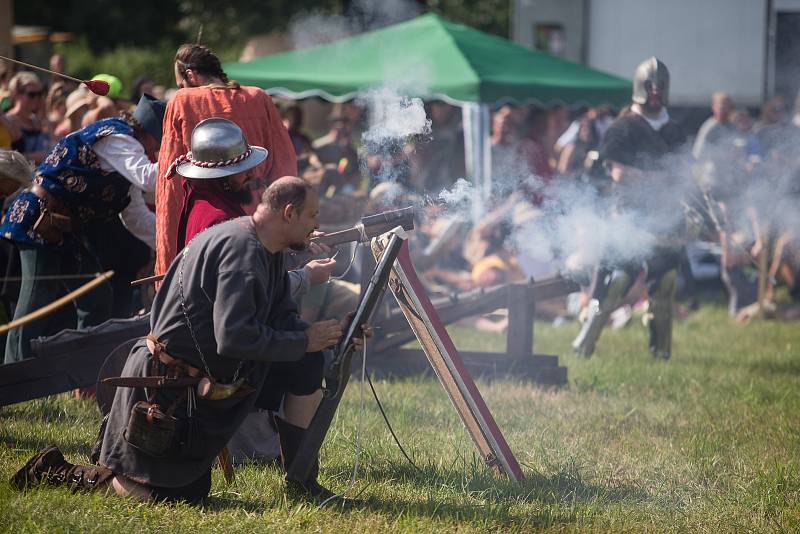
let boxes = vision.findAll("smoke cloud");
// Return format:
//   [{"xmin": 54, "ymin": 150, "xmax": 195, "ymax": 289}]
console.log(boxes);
[{"xmin": 289, "ymin": 0, "xmax": 421, "ymax": 50}]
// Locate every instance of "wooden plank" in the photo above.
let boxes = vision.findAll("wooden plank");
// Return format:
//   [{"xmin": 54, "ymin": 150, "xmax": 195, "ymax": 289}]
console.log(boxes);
[
  {"xmin": 376, "ymin": 277, "xmax": 579, "ymax": 337},
  {"xmin": 506, "ymin": 284, "xmax": 534, "ymax": 358},
  {"xmin": 376, "ymin": 239, "xmax": 526, "ymax": 482},
  {"xmin": 368, "ymin": 348, "xmax": 566, "ymax": 385}
]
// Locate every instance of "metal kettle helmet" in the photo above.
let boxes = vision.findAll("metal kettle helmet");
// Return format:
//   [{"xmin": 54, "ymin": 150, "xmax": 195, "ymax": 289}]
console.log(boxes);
[{"xmin": 632, "ymin": 57, "xmax": 670, "ymax": 107}]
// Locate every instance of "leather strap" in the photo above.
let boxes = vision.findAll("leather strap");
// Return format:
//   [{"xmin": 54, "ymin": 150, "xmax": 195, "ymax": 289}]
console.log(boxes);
[{"xmin": 146, "ymin": 334, "xmax": 202, "ymax": 378}]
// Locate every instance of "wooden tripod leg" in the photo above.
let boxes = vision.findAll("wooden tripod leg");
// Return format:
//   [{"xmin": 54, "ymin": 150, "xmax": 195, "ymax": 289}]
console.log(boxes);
[{"xmin": 217, "ymin": 446, "xmax": 235, "ymax": 485}]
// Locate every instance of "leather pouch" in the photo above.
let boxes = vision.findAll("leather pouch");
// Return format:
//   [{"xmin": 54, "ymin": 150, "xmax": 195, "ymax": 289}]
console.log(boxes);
[{"xmin": 123, "ymin": 401, "xmax": 177, "ymax": 457}]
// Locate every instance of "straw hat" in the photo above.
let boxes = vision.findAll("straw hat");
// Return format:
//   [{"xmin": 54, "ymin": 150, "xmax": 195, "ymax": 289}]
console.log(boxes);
[{"xmin": 0, "ymin": 150, "xmax": 34, "ymax": 187}]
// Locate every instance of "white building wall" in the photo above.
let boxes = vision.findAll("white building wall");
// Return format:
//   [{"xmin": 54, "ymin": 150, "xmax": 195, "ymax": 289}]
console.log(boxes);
[
  {"xmin": 511, "ymin": 0, "xmax": 586, "ymax": 63},
  {"xmin": 586, "ymin": 0, "xmax": 767, "ymax": 106}
]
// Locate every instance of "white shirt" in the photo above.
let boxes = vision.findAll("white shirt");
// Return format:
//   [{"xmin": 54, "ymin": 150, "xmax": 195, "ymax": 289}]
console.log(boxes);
[
  {"xmin": 93, "ymin": 134, "xmax": 157, "ymax": 192},
  {"xmin": 93, "ymin": 133, "xmax": 157, "ymax": 249},
  {"xmin": 631, "ymin": 104, "xmax": 670, "ymax": 132}
]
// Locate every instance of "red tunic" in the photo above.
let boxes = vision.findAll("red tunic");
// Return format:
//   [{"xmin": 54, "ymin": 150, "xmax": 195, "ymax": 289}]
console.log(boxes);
[
  {"xmin": 178, "ymin": 180, "xmax": 247, "ymax": 248},
  {"xmin": 155, "ymin": 85, "xmax": 297, "ymax": 277}
]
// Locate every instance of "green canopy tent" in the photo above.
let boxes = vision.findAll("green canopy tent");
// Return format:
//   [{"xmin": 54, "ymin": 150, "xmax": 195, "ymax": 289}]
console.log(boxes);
[{"xmin": 226, "ymin": 13, "xmax": 631, "ymax": 200}]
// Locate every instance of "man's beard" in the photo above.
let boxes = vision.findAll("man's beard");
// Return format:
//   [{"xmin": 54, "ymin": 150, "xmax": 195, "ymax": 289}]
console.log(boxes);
[
  {"xmin": 225, "ymin": 185, "xmax": 252, "ymax": 205},
  {"xmin": 644, "ymin": 98, "xmax": 663, "ymax": 114},
  {"xmin": 289, "ymin": 241, "xmax": 308, "ymax": 252}
]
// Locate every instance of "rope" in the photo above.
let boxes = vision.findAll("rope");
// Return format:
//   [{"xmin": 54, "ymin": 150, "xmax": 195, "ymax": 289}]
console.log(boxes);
[
  {"xmin": 330, "ymin": 242, "xmax": 359, "ymax": 281},
  {"xmin": 165, "ymin": 148, "xmax": 253, "ymax": 179}
]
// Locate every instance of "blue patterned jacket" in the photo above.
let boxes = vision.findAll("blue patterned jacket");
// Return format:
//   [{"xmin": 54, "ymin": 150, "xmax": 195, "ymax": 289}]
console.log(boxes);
[{"xmin": 0, "ymin": 118, "xmax": 135, "ymax": 248}]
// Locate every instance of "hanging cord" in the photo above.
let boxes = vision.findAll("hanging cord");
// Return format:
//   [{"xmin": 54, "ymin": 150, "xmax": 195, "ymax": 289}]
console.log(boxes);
[
  {"xmin": 365, "ymin": 368, "xmax": 422, "ymax": 473},
  {"xmin": 330, "ymin": 241, "xmax": 360, "ymax": 281},
  {"xmin": 318, "ymin": 336, "xmax": 367, "ymax": 507},
  {"xmin": 317, "ymin": 342, "xmax": 423, "ymax": 507}
]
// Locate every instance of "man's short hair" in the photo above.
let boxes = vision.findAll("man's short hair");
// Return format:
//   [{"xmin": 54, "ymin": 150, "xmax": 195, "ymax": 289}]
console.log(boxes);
[{"xmin": 262, "ymin": 176, "xmax": 315, "ymax": 214}]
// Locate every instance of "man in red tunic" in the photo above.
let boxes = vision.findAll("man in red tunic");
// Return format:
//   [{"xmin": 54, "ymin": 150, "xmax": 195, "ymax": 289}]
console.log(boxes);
[
  {"xmin": 168, "ymin": 117, "xmax": 266, "ymax": 247},
  {"xmin": 155, "ymin": 44, "xmax": 296, "ymax": 277}
]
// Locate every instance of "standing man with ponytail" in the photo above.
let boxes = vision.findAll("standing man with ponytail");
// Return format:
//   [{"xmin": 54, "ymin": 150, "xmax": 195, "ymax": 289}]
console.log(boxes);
[{"xmin": 155, "ymin": 44, "xmax": 297, "ymax": 278}]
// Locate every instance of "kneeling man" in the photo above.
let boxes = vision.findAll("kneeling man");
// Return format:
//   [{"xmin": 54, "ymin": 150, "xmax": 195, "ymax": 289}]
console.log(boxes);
[{"xmin": 12, "ymin": 176, "xmax": 357, "ymax": 503}]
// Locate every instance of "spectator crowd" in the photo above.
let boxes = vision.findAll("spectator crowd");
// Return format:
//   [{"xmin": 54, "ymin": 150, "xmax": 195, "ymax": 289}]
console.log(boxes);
[{"xmin": 1, "ymin": 48, "xmax": 799, "ymax": 365}]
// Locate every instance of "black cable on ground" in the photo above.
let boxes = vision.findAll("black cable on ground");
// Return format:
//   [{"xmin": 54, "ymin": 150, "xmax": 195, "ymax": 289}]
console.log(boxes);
[{"xmin": 365, "ymin": 368, "xmax": 422, "ymax": 473}]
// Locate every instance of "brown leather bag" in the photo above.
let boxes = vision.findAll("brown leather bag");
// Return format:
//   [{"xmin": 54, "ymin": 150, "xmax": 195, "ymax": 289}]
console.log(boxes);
[{"xmin": 123, "ymin": 401, "xmax": 177, "ymax": 457}]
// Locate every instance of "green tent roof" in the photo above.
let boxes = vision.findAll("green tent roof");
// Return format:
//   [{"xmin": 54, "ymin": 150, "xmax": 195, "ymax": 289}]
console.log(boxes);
[{"xmin": 225, "ymin": 13, "xmax": 630, "ymax": 106}]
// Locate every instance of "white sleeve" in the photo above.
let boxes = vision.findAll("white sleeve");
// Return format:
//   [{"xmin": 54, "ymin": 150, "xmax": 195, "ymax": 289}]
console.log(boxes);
[
  {"xmin": 119, "ymin": 187, "xmax": 156, "ymax": 250},
  {"xmin": 93, "ymin": 134, "xmax": 158, "ymax": 192},
  {"xmin": 555, "ymin": 120, "xmax": 580, "ymax": 151}
]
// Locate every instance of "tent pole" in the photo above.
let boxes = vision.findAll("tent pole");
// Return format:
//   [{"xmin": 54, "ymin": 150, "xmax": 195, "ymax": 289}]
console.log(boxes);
[{"xmin": 461, "ymin": 103, "xmax": 492, "ymax": 221}]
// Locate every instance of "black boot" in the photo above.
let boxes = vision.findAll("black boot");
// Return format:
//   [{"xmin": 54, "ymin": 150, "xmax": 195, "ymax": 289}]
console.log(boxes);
[
  {"xmin": 274, "ymin": 416, "xmax": 334, "ymax": 500},
  {"xmin": 11, "ymin": 444, "xmax": 113, "ymax": 492}
]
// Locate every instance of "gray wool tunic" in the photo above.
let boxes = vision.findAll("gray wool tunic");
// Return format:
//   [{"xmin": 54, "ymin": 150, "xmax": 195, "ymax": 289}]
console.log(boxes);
[{"xmin": 99, "ymin": 217, "xmax": 309, "ymax": 487}]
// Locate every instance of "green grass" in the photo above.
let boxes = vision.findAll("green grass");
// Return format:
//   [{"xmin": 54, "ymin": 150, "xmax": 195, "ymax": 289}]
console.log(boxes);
[{"xmin": 1, "ymin": 303, "xmax": 799, "ymax": 532}]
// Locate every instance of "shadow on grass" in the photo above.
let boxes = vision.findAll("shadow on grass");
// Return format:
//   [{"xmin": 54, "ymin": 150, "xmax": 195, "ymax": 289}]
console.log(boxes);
[
  {"xmin": 203, "ymin": 490, "xmax": 577, "ymax": 529},
  {"xmin": 746, "ymin": 358, "xmax": 800, "ymax": 376},
  {"xmin": 367, "ymin": 460, "xmax": 645, "ymax": 502},
  {"xmin": 1, "ymin": 434, "xmax": 95, "ymax": 459},
  {"xmin": 202, "ymin": 462, "xmax": 645, "ymax": 529}
]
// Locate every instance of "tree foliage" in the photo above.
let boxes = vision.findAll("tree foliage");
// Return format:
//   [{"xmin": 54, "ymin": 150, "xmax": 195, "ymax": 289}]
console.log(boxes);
[
  {"xmin": 13, "ymin": 0, "xmax": 509, "ymax": 89},
  {"xmin": 14, "ymin": 0, "xmax": 509, "ymax": 53}
]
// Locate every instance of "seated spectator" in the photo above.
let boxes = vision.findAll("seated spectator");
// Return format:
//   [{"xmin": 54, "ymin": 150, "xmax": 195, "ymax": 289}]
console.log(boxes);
[
  {"xmin": 415, "ymin": 101, "xmax": 465, "ymax": 193},
  {"xmin": 129, "ymin": 77, "xmax": 155, "ymax": 104},
  {"xmin": 46, "ymin": 81, "xmax": 69, "ymax": 130},
  {"xmin": 491, "ymin": 107, "xmax": 551, "ymax": 201},
  {"xmin": 693, "ymin": 91, "xmax": 735, "ymax": 161},
  {"xmin": 55, "ymin": 86, "xmax": 91, "ymax": 137},
  {"xmin": 312, "ymin": 106, "xmax": 361, "ymax": 193},
  {"xmin": 82, "ymin": 74, "xmax": 131, "ymax": 126},
  {"xmin": 557, "ymin": 112, "xmax": 601, "ymax": 178},
  {"xmin": 5, "ymin": 71, "xmax": 51, "ymax": 163},
  {"xmin": 282, "ymin": 104, "xmax": 313, "ymax": 158}
]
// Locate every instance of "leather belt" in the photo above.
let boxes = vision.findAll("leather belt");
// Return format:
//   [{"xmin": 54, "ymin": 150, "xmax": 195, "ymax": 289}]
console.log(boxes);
[
  {"xmin": 145, "ymin": 334, "xmax": 202, "ymax": 378},
  {"xmin": 30, "ymin": 184, "xmax": 70, "ymax": 215},
  {"xmin": 103, "ymin": 334, "xmax": 254, "ymax": 399}
]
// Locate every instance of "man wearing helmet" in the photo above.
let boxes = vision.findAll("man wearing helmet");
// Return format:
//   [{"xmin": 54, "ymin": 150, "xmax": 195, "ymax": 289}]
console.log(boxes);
[{"xmin": 572, "ymin": 57, "xmax": 687, "ymax": 360}]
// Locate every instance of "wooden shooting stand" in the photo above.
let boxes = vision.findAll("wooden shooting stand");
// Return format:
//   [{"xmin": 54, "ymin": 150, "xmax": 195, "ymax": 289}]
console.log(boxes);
[{"xmin": 369, "ymin": 277, "xmax": 576, "ymax": 386}]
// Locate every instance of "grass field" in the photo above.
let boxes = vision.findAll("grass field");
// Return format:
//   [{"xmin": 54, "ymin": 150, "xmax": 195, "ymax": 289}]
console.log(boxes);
[{"xmin": 1, "ymin": 302, "xmax": 798, "ymax": 532}]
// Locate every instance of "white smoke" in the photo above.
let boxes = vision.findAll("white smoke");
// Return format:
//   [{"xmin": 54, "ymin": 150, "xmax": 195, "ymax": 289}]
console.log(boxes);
[
  {"xmin": 437, "ymin": 177, "xmax": 473, "ymax": 208},
  {"xmin": 289, "ymin": 0, "xmax": 421, "ymax": 50},
  {"xmin": 361, "ymin": 88, "xmax": 432, "ymax": 146},
  {"xmin": 433, "ymin": 142, "xmax": 698, "ymax": 278}
]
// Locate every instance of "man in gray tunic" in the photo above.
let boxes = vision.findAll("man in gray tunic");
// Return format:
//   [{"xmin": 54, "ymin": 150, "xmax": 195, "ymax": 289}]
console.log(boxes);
[{"xmin": 12, "ymin": 176, "xmax": 353, "ymax": 503}]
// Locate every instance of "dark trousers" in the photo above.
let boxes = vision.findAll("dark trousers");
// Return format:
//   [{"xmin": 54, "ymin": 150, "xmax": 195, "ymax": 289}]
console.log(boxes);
[{"xmin": 4, "ymin": 239, "xmax": 112, "ymax": 363}]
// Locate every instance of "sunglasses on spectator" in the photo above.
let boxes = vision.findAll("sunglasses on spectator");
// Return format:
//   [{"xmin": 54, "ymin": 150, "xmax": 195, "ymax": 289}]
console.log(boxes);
[{"xmin": 23, "ymin": 89, "xmax": 44, "ymax": 98}]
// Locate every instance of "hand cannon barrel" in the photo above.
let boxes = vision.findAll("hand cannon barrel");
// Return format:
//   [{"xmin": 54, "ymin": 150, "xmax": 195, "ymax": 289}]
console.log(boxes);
[
  {"xmin": 312, "ymin": 206, "xmax": 414, "ymax": 247},
  {"xmin": 130, "ymin": 207, "xmax": 414, "ymax": 287}
]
